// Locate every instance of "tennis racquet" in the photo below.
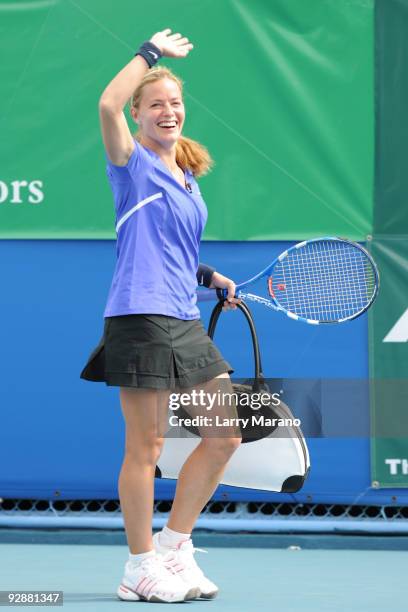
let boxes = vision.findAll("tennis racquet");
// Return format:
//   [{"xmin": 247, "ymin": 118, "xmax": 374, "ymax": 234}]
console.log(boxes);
[{"xmin": 198, "ymin": 237, "xmax": 379, "ymax": 325}]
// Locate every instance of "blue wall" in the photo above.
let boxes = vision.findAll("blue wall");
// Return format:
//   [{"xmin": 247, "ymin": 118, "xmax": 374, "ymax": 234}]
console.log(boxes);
[{"xmin": 0, "ymin": 240, "xmax": 403, "ymax": 505}]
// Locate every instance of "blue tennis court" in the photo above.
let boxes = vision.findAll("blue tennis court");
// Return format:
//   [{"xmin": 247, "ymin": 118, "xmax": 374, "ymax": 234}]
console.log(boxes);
[{"xmin": 1, "ymin": 533, "xmax": 407, "ymax": 611}]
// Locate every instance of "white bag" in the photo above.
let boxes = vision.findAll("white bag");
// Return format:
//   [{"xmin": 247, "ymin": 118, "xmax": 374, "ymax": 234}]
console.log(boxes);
[{"xmin": 157, "ymin": 301, "xmax": 310, "ymax": 492}]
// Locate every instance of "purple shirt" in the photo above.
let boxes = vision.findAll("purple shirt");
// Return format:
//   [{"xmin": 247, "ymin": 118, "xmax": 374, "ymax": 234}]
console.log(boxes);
[{"xmin": 103, "ymin": 141, "xmax": 208, "ymax": 320}]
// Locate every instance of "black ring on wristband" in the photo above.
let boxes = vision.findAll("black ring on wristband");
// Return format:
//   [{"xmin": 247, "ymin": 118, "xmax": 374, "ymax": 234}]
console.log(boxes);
[{"xmin": 135, "ymin": 41, "xmax": 162, "ymax": 68}]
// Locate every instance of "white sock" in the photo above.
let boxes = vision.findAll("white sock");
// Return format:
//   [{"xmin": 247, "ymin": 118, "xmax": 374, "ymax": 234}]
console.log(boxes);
[
  {"xmin": 128, "ymin": 549, "xmax": 155, "ymax": 568},
  {"xmin": 159, "ymin": 525, "xmax": 191, "ymax": 548}
]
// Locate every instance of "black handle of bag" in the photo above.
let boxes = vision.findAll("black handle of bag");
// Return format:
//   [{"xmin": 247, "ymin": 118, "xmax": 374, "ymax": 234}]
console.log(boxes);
[{"xmin": 207, "ymin": 300, "xmax": 266, "ymax": 392}]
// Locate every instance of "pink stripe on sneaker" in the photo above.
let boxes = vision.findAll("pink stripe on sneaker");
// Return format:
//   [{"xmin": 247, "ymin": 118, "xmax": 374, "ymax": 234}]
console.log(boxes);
[
  {"xmin": 145, "ymin": 580, "xmax": 159, "ymax": 598},
  {"xmin": 140, "ymin": 579, "xmax": 155, "ymax": 598},
  {"xmin": 136, "ymin": 576, "xmax": 149, "ymax": 593}
]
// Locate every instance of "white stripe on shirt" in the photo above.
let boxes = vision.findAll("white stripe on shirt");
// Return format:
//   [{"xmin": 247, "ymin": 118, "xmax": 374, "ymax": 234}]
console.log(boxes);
[{"xmin": 115, "ymin": 192, "xmax": 163, "ymax": 233}]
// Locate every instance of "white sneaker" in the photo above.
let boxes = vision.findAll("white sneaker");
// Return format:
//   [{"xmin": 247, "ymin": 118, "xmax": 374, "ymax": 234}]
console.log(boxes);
[
  {"xmin": 117, "ymin": 553, "xmax": 199, "ymax": 603},
  {"xmin": 153, "ymin": 532, "xmax": 219, "ymax": 599}
]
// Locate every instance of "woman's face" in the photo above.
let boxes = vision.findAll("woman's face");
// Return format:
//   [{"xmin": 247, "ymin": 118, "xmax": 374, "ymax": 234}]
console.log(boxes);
[{"xmin": 135, "ymin": 78, "xmax": 185, "ymax": 150}]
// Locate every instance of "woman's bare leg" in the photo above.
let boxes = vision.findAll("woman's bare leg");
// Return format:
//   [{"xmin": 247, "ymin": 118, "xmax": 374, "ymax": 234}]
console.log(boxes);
[
  {"xmin": 118, "ymin": 387, "xmax": 169, "ymax": 553},
  {"xmin": 167, "ymin": 374, "xmax": 241, "ymax": 533}
]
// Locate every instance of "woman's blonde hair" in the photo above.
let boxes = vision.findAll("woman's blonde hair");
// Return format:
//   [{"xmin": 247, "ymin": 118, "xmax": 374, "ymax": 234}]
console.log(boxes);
[{"xmin": 130, "ymin": 66, "xmax": 213, "ymax": 177}]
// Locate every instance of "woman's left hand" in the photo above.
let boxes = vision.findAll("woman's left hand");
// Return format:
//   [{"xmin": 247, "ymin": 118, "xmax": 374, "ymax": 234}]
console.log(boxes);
[{"xmin": 210, "ymin": 271, "xmax": 241, "ymax": 311}]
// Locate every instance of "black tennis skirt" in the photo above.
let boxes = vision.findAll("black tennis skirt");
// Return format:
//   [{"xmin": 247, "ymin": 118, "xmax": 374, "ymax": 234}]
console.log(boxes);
[{"xmin": 80, "ymin": 314, "xmax": 233, "ymax": 390}]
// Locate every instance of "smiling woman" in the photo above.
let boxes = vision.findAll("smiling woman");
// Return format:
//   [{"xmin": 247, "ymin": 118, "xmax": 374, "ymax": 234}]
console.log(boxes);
[{"xmin": 79, "ymin": 27, "xmax": 242, "ymax": 604}]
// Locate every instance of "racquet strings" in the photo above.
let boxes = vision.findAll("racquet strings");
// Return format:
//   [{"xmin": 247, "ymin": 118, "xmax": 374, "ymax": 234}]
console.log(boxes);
[{"xmin": 271, "ymin": 240, "xmax": 377, "ymax": 322}]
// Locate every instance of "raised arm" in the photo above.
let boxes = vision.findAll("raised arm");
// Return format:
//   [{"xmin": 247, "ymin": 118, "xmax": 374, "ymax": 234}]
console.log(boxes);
[{"xmin": 98, "ymin": 28, "xmax": 193, "ymax": 166}]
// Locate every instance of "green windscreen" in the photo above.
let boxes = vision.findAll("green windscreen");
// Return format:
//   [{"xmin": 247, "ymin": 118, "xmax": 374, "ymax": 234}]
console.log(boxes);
[
  {"xmin": 370, "ymin": 0, "xmax": 408, "ymax": 487},
  {"xmin": 0, "ymin": 0, "xmax": 373, "ymax": 239}
]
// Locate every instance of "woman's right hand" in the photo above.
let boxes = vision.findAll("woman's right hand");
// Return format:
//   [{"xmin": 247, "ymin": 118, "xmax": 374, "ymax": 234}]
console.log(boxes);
[{"xmin": 150, "ymin": 28, "xmax": 193, "ymax": 58}]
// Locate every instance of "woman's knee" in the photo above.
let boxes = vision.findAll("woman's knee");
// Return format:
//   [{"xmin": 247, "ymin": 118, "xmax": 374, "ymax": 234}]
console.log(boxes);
[
  {"xmin": 119, "ymin": 386, "xmax": 169, "ymax": 465},
  {"xmin": 124, "ymin": 435, "xmax": 165, "ymax": 466}
]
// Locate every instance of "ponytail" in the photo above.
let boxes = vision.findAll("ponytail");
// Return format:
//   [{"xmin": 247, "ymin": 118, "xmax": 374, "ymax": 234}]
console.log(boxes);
[{"xmin": 176, "ymin": 135, "xmax": 213, "ymax": 177}]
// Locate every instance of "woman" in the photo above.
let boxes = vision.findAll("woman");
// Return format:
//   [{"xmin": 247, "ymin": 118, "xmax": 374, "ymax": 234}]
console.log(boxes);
[{"xmin": 81, "ymin": 28, "xmax": 241, "ymax": 603}]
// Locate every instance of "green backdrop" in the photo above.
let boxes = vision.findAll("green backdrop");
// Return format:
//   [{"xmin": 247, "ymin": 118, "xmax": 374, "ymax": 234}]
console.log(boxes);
[
  {"xmin": 0, "ymin": 0, "xmax": 373, "ymax": 239},
  {"xmin": 370, "ymin": 0, "xmax": 408, "ymax": 487}
]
